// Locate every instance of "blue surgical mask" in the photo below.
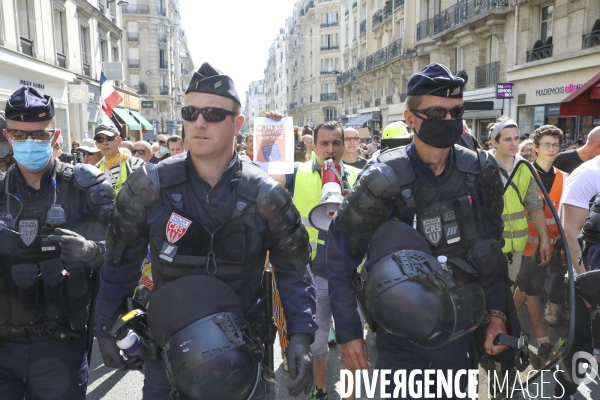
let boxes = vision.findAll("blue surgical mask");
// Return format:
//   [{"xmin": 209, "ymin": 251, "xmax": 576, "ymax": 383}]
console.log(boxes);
[
  {"xmin": 159, "ymin": 146, "xmax": 169, "ymax": 155},
  {"xmin": 12, "ymin": 139, "xmax": 52, "ymax": 172}
]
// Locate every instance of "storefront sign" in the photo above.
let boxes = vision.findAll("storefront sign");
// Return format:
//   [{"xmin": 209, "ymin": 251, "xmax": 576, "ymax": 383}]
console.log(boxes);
[
  {"xmin": 102, "ymin": 62, "xmax": 124, "ymax": 81},
  {"xmin": 19, "ymin": 80, "xmax": 45, "ymax": 90},
  {"xmin": 69, "ymin": 85, "xmax": 89, "ymax": 104},
  {"xmin": 141, "ymin": 101, "xmax": 155, "ymax": 108},
  {"xmin": 496, "ymin": 83, "xmax": 513, "ymax": 99},
  {"xmin": 545, "ymin": 104, "xmax": 561, "ymax": 117},
  {"xmin": 536, "ymin": 84, "xmax": 582, "ymax": 96},
  {"xmin": 372, "ymin": 111, "xmax": 381, "ymax": 121}
]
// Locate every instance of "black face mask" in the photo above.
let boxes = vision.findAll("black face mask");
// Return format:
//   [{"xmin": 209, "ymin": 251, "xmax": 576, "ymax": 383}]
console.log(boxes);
[{"xmin": 414, "ymin": 117, "xmax": 464, "ymax": 149}]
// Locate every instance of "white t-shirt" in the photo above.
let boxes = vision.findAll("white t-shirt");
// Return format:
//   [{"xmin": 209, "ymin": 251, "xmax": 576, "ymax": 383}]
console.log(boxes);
[{"xmin": 560, "ymin": 156, "xmax": 600, "ymax": 212}]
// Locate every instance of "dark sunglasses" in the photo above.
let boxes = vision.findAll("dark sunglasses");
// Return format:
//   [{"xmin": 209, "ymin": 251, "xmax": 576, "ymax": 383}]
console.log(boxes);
[
  {"xmin": 181, "ymin": 106, "xmax": 239, "ymax": 123},
  {"xmin": 409, "ymin": 105, "xmax": 465, "ymax": 120},
  {"xmin": 132, "ymin": 149, "xmax": 147, "ymax": 156},
  {"xmin": 6, "ymin": 129, "xmax": 56, "ymax": 141},
  {"xmin": 94, "ymin": 135, "xmax": 117, "ymax": 143}
]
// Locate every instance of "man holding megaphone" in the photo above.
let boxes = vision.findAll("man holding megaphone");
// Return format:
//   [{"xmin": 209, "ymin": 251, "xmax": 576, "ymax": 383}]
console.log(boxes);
[{"xmin": 271, "ymin": 117, "xmax": 360, "ymax": 400}]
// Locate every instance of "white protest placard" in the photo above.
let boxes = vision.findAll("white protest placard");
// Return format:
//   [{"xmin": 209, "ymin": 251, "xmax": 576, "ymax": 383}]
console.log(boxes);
[{"xmin": 253, "ymin": 117, "xmax": 294, "ymax": 175}]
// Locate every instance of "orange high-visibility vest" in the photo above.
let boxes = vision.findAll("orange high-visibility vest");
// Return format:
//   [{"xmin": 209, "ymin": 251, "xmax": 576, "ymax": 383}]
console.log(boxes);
[{"xmin": 523, "ymin": 167, "xmax": 567, "ymax": 256}]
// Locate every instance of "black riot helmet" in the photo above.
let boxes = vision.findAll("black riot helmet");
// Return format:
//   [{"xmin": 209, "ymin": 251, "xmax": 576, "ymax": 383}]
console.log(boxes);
[
  {"xmin": 364, "ymin": 221, "xmax": 485, "ymax": 348},
  {"xmin": 147, "ymin": 275, "xmax": 263, "ymax": 400}
]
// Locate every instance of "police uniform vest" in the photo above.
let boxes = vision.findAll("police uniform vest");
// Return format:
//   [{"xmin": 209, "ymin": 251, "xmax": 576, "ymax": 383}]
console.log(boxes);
[
  {"xmin": 377, "ymin": 145, "xmax": 484, "ymax": 258},
  {"xmin": 523, "ymin": 167, "xmax": 566, "ymax": 256},
  {"xmin": 147, "ymin": 157, "xmax": 269, "ymax": 311},
  {"xmin": 293, "ymin": 161, "xmax": 359, "ymax": 260},
  {"xmin": 501, "ymin": 163, "xmax": 531, "ymax": 253},
  {"xmin": 98, "ymin": 154, "xmax": 135, "ymax": 195},
  {"xmin": 0, "ymin": 163, "xmax": 93, "ymax": 337}
]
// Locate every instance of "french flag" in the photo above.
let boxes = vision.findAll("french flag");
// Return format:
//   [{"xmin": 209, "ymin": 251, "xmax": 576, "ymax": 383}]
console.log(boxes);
[{"xmin": 100, "ymin": 71, "xmax": 123, "ymax": 118}]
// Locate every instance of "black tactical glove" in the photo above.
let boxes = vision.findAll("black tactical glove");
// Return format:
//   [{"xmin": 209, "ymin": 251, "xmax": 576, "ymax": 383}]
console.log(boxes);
[
  {"xmin": 47, "ymin": 228, "xmax": 101, "ymax": 264},
  {"xmin": 97, "ymin": 336, "xmax": 144, "ymax": 371},
  {"xmin": 468, "ymin": 238, "xmax": 507, "ymax": 292},
  {"xmin": 286, "ymin": 333, "xmax": 313, "ymax": 397}
]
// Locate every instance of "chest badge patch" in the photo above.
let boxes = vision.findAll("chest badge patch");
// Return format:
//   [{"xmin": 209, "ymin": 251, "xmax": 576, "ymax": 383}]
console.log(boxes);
[
  {"xmin": 165, "ymin": 213, "xmax": 192, "ymax": 244},
  {"xmin": 421, "ymin": 216, "xmax": 442, "ymax": 246},
  {"xmin": 19, "ymin": 219, "xmax": 38, "ymax": 247}
]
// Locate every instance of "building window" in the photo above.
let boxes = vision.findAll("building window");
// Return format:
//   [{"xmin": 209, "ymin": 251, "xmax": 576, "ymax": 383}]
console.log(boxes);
[
  {"xmin": 325, "ymin": 108, "xmax": 337, "ymax": 121},
  {"xmin": 159, "ymin": 49, "xmax": 167, "ymax": 68},
  {"xmin": 100, "ymin": 39, "xmax": 108, "ymax": 62},
  {"xmin": 540, "ymin": 5, "xmax": 553, "ymax": 45},
  {"xmin": 17, "ymin": 0, "xmax": 34, "ymax": 56},
  {"xmin": 54, "ymin": 8, "xmax": 66, "ymax": 68},
  {"xmin": 80, "ymin": 26, "xmax": 90, "ymax": 76},
  {"xmin": 112, "ymin": 46, "xmax": 119, "ymax": 61}
]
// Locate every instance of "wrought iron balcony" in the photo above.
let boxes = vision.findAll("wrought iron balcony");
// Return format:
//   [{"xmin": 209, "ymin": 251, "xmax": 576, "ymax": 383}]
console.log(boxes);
[
  {"xmin": 20, "ymin": 37, "xmax": 33, "ymax": 56},
  {"xmin": 364, "ymin": 100, "xmax": 371, "ymax": 108},
  {"xmin": 394, "ymin": 0, "xmax": 405, "ymax": 9},
  {"xmin": 158, "ymin": 33, "xmax": 167, "ymax": 43},
  {"xmin": 375, "ymin": 98, "xmax": 381, "ymax": 107},
  {"xmin": 399, "ymin": 92, "xmax": 407, "ymax": 103},
  {"xmin": 360, "ymin": 20, "xmax": 367, "ymax": 35},
  {"xmin": 321, "ymin": 93, "xmax": 338, "ymax": 102},
  {"xmin": 416, "ymin": 0, "xmax": 509, "ymax": 42},
  {"xmin": 57, "ymin": 53, "xmax": 66, "ymax": 68},
  {"xmin": 337, "ymin": 68, "xmax": 357, "ymax": 87},
  {"xmin": 124, "ymin": 5, "xmax": 150, "ymax": 14},
  {"xmin": 160, "ymin": 86, "xmax": 169, "ymax": 95},
  {"xmin": 356, "ymin": 59, "xmax": 365, "ymax": 73},
  {"xmin": 136, "ymin": 85, "xmax": 148, "ymax": 95},
  {"xmin": 383, "ymin": 1, "xmax": 393, "ymax": 21},
  {"xmin": 159, "ymin": 62, "xmax": 168, "ymax": 69},
  {"xmin": 321, "ymin": 21, "xmax": 339, "ymax": 28},
  {"xmin": 289, "ymin": 102, "xmax": 297, "ymax": 110},
  {"xmin": 372, "ymin": 9, "xmax": 383, "ymax": 29},
  {"xmin": 320, "ymin": 45, "xmax": 339, "ymax": 52},
  {"xmin": 583, "ymin": 31, "xmax": 600, "ymax": 49},
  {"xmin": 321, "ymin": 70, "xmax": 339, "ymax": 75},
  {"xmin": 127, "ymin": 32, "xmax": 139, "ymax": 41},
  {"xmin": 526, "ymin": 44, "xmax": 553, "ymax": 62},
  {"xmin": 305, "ymin": 1, "xmax": 314, "ymax": 15},
  {"xmin": 128, "ymin": 59, "xmax": 140, "ymax": 68},
  {"xmin": 386, "ymin": 95, "xmax": 393, "ymax": 104},
  {"xmin": 475, "ymin": 61, "xmax": 499, "ymax": 89}
]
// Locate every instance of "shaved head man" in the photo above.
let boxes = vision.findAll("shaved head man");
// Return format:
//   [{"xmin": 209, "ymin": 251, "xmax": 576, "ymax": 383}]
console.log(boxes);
[
  {"xmin": 554, "ymin": 127, "xmax": 600, "ymax": 173},
  {"xmin": 119, "ymin": 140, "xmax": 134, "ymax": 152},
  {"xmin": 342, "ymin": 127, "xmax": 367, "ymax": 169},
  {"xmin": 132, "ymin": 140, "xmax": 152, "ymax": 163}
]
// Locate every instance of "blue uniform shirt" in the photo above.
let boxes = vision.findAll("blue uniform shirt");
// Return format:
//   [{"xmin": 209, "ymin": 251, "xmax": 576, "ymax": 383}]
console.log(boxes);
[
  {"xmin": 95, "ymin": 153, "xmax": 317, "ymax": 338},
  {"xmin": 327, "ymin": 143, "xmax": 505, "ymax": 344}
]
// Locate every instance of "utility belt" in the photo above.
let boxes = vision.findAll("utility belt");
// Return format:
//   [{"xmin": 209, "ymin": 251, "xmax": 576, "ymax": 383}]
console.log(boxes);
[
  {"xmin": 0, "ymin": 259, "xmax": 92, "ymax": 334},
  {"xmin": 0, "ymin": 317, "xmax": 80, "ymax": 341}
]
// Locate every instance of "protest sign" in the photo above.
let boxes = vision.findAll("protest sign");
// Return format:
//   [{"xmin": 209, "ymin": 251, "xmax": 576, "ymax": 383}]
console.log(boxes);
[{"xmin": 253, "ymin": 117, "xmax": 294, "ymax": 174}]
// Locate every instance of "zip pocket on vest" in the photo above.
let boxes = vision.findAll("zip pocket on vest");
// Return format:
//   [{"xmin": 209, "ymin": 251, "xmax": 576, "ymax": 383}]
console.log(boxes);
[
  {"xmin": 39, "ymin": 258, "xmax": 68, "ymax": 320},
  {"xmin": 10, "ymin": 263, "xmax": 42, "ymax": 325}
]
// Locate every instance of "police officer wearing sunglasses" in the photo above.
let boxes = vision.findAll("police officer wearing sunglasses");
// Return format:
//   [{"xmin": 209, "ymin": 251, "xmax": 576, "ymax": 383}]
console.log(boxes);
[
  {"xmin": 94, "ymin": 62, "xmax": 316, "ymax": 399},
  {"xmin": 327, "ymin": 64, "xmax": 512, "ymax": 397},
  {"xmin": 0, "ymin": 86, "xmax": 115, "ymax": 399}
]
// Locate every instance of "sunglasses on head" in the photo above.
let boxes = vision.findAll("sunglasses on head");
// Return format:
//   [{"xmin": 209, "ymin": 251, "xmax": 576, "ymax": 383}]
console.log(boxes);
[
  {"xmin": 181, "ymin": 106, "xmax": 239, "ymax": 123},
  {"xmin": 132, "ymin": 149, "xmax": 147, "ymax": 156},
  {"xmin": 409, "ymin": 105, "xmax": 465, "ymax": 120},
  {"xmin": 94, "ymin": 135, "xmax": 117, "ymax": 143},
  {"xmin": 6, "ymin": 129, "xmax": 56, "ymax": 141}
]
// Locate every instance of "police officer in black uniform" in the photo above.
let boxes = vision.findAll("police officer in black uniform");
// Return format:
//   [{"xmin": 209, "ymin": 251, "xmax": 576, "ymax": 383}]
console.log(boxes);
[
  {"xmin": 0, "ymin": 86, "xmax": 115, "ymax": 399},
  {"xmin": 94, "ymin": 63, "xmax": 317, "ymax": 399},
  {"xmin": 327, "ymin": 64, "xmax": 510, "ymax": 397}
]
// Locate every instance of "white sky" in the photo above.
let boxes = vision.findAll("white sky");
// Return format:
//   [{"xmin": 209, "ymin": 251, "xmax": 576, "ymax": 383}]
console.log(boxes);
[{"xmin": 180, "ymin": 0, "xmax": 299, "ymax": 101}]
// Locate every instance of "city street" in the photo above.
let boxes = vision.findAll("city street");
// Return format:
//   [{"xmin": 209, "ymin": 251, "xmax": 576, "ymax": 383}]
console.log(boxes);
[{"xmin": 86, "ymin": 331, "xmax": 600, "ymax": 399}]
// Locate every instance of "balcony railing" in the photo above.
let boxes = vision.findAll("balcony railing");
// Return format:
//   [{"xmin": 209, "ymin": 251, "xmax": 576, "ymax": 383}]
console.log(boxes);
[
  {"xmin": 475, "ymin": 61, "xmax": 499, "ymax": 89},
  {"xmin": 305, "ymin": 1, "xmax": 314, "ymax": 15},
  {"xmin": 320, "ymin": 45, "xmax": 339, "ymax": 51},
  {"xmin": 159, "ymin": 62, "xmax": 168, "ymax": 69},
  {"xmin": 321, "ymin": 21, "xmax": 339, "ymax": 28},
  {"xmin": 324, "ymin": 115, "xmax": 338, "ymax": 122},
  {"xmin": 375, "ymin": 98, "xmax": 381, "ymax": 107},
  {"xmin": 57, "ymin": 53, "xmax": 66, "ymax": 68},
  {"xmin": 290, "ymin": 102, "xmax": 297, "ymax": 110},
  {"xmin": 416, "ymin": 0, "xmax": 509, "ymax": 42},
  {"xmin": 124, "ymin": 5, "xmax": 150, "ymax": 14},
  {"xmin": 364, "ymin": 100, "xmax": 371, "ymax": 108},
  {"xmin": 158, "ymin": 33, "xmax": 167, "ymax": 43},
  {"xmin": 20, "ymin": 37, "xmax": 33, "ymax": 56},
  {"xmin": 337, "ymin": 68, "xmax": 357, "ymax": 86},
  {"xmin": 136, "ymin": 85, "xmax": 148, "ymax": 95},
  {"xmin": 357, "ymin": 59, "xmax": 365, "ymax": 73},
  {"xmin": 160, "ymin": 87, "xmax": 169, "ymax": 95},
  {"xmin": 127, "ymin": 32, "xmax": 139, "ymax": 41},
  {"xmin": 82, "ymin": 63, "xmax": 90, "ymax": 77},
  {"xmin": 360, "ymin": 20, "xmax": 367, "ymax": 35},
  {"xmin": 321, "ymin": 70, "xmax": 339, "ymax": 75},
  {"xmin": 321, "ymin": 93, "xmax": 338, "ymax": 102},
  {"xmin": 399, "ymin": 92, "xmax": 407, "ymax": 103},
  {"xmin": 372, "ymin": 9, "xmax": 383, "ymax": 29},
  {"xmin": 365, "ymin": 38, "xmax": 402, "ymax": 72},
  {"xmin": 386, "ymin": 95, "xmax": 393, "ymax": 104},
  {"xmin": 394, "ymin": 0, "xmax": 405, "ymax": 9},
  {"xmin": 582, "ymin": 31, "xmax": 600, "ymax": 49},
  {"xmin": 526, "ymin": 44, "xmax": 553, "ymax": 62},
  {"xmin": 383, "ymin": 1, "xmax": 393, "ymax": 21},
  {"xmin": 128, "ymin": 59, "xmax": 140, "ymax": 68}
]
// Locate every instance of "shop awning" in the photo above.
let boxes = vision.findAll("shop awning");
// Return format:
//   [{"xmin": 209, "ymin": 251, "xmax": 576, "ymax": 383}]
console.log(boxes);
[
  {"xmin": 112, "ymin": 108, "xmax": 141, "ymax": 131},
  {"xmin": 129, "ymin": 110, "xmax": 153, "ymax": 131},
  {"xmin": 345, "ymin": 114, "xmax": 372, "ymax": 128},
  {"xmin": 560, "ymin": 71, "xmax": 600, "ymax": 116}
]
